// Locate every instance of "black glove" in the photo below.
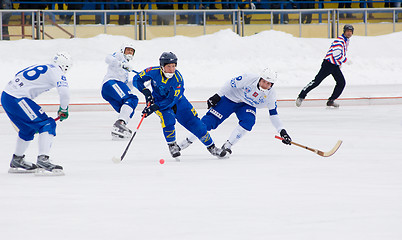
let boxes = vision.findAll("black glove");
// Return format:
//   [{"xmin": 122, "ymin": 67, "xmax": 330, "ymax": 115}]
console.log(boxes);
[
  {"xmin": 141, "ymin": 88, "xmax": 154, "ymax": 105},
  {"xmin": 207, "ymin": 94, "xmax": 221, "ymax": 109},
  {"xmin": 142, "ymin": 104, "xmax": 159, "ymax": 118},
  {"xmin": 280, "ymin": 129, "xmax": 292, "ymax": 145},
  {"xmin": 172, "ymin": 104, "xmax": 177, "ymax": 114}
]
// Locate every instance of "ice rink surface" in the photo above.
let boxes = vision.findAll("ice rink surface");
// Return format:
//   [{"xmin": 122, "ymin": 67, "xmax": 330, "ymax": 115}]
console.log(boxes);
[
  {"xmin": 1, "ymin": 102, "xmax": 402, "ymax": 240},
  {"xmin": 1, "ymin": 30, "xmax": 402, "ymax": 239}
]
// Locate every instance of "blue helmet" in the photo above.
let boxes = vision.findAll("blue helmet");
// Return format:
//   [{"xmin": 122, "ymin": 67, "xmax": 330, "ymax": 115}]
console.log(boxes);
[
  {"xmin": 343, "ymin": 24, "xmax": 354, "ymax": 33},
  {"xmin": 159, "ymin": 52, "xmax": 178, "ymax": 67}
]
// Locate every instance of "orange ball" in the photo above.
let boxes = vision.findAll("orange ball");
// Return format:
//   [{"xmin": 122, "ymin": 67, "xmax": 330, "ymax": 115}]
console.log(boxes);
[{"xmin": 159, "ymin": 159, "xmax": 165, "ymax": 164}]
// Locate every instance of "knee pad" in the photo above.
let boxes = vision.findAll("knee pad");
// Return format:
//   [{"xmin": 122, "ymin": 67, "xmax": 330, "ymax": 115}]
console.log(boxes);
[
  {"xmin": 38, "ymin": 119, "xmax": 57, "ymax": 136},
  {"xmin": 157, "ymin": 110, "xmax": 176, "ymax": 129},
  {"xmin": 124, "ymin": 95, "xmax": 139, "ymax": 110},
  {"xmin": 239, "ymin": 118, "xmax": 255, "ymax": 131},
  {"xmin": 201, "ymin": 114, "xmax": 220, "ymax": 131},
  {"xmin": 18, "ymin": 130, "xmax": 36, "ymax": 141}
]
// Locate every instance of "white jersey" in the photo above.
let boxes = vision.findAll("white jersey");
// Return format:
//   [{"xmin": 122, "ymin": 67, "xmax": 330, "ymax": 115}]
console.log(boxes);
[
  {"xmin": 3, "ymin": 64, "xmax": 70, "ymax": 109},
  {"xmin": 102, "ymin": 52, "xmax": 130, "ymax": 85},
  {"xmin": 217, "ymin": 73, "xmax": 284, "ymax": 132},
  {"xmin": 218, "ymin": 73, "xmax": 278, "ymax": 109}
]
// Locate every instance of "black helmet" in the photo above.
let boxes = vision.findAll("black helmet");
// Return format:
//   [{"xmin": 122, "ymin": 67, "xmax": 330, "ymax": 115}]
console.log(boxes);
[
  {"xmin": 159, "ymin": 52, "xmax": 178, "ymax": 67},
  {"xmin": 343, "ymin": 24, "xmax": 354, "ymax": 33}
]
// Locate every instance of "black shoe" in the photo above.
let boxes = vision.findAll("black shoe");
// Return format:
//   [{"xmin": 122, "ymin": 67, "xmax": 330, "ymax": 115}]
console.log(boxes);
[
  {"xmin": 221, "ymin": 141, "xmax": 232, "ymax": 155},
  {"xmin": 168, "ymin": 141, "xmax": 181, "ymax": 158},
  {"xmin": 207, "ymin": 144, "xmax": 228, "ymax": 158},
  {"xmin": 296, "ymin": 97, "xmax": 304, "ymax": 107},
  {"xmin": 326, "ymin": 100, "xmax": 339, "ymax": 108}
]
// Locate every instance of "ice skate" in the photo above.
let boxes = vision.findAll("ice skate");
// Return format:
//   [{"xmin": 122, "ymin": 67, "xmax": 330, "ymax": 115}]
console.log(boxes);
[
  {"xmin": 221, "ymin": 141, "xmax": 233, "ymax": 155},
  {"xmin": 207, "ymin": 144, "xmax": 228, "ymax": 159},
  {"xmin": 111, "ymin": 120, "xmax": 132, "ymax": 140},
  {"xmin": 178, "ymin": 137, "xmax": 193, "ymax": 151},
  {"xmin": 295, "ymin": 97, "xmax": 304, "ymax": 107},
  {"xmin": 8, "ymin": 154, "xmax": 37, "ymax": 173},
  {"xmin": 35, "ymin": 155, "xmax": 64, "ymax": 176},
  {"xmin": 168, "ymin": 141, "xmax": 181, "ymax": 160},
  {"xmin": 326, "ymin": 100, "xmax": 339, "ymax": 108}
]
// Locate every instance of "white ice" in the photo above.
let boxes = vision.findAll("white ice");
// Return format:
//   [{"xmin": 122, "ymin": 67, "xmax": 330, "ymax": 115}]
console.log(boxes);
[{"xmin": 0, "ymin": 30, "xmax": 402, "ymax": 240}]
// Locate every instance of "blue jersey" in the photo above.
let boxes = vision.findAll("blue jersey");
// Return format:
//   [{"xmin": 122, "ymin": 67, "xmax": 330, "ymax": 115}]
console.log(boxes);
[{"xmin": 132, "ymin": 66, "xmax": 184, "ymax": 110}]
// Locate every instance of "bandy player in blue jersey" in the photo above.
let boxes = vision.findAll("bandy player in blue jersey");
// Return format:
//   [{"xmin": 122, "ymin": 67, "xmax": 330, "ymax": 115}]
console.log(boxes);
[
  {"xmin": 1, "ymin": 52, "xmax": 72, "ymax": 175},
  {"xmin": 132, "ymin": 52, "xmax": 227, "ymax": 159},
  {"xmin": 178, "ymin": 68, "xmax": 293, "ymax": 155}
]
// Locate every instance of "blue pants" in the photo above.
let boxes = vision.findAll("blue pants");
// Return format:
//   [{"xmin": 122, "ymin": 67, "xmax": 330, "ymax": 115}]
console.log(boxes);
[
  {"xmin": 155, "ymin": 96, "xmax": 213, "ymax": 146},
  {"xmin": 202, "ymin": 96, "xmax": 256, "ymax": 131},
  {"xmin": 101, "ymin": 80, "xmax": 138, "ymax": 117},
  {"xmin": 1, "ymin": 92, "xmax": 57, "ymax": 141}
]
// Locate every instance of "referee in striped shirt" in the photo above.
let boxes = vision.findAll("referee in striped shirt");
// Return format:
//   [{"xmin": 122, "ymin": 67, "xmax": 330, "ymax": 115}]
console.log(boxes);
[{"xmin": 296, "ymin": 24, "xmax": 354, "ymax": 108}]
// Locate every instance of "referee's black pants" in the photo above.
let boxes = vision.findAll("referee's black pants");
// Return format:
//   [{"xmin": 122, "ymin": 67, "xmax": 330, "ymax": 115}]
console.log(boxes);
[{"xmin": 298, "ymin": 59, "xmax": 346, "ymax": 101}]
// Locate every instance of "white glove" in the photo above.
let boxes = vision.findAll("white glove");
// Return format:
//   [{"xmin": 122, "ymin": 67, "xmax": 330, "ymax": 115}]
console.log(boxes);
[{"xmin": 121, "ymin": 62, "xmax": 134, "ymax": 72}]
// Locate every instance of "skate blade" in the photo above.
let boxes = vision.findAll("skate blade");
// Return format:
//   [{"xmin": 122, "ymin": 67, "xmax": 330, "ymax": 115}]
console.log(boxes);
[
  {"xmin": 112, "ymin": 135, "xmax": 130, "ymax": 141},
  {"xmin": 174, "ymin": 157, "xmax": 181, "ymax": 162},
  {"xmin": 34, "ymin": 168, "xmax": 65, "ymax": 176},
  {"xmin": 111, "ymin": 132, "xmax": 131, "ymax": 141},
  {"xmin": 8, "ymin": 167, "xmax": 36, "ymax": 174},
  {"xmin": 218, "ymin": 153, "xmax": 231, "ymax": 159}
]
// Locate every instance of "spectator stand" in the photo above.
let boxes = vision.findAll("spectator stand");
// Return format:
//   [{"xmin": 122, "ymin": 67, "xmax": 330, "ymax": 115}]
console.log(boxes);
[{"xmin": 1, "ymin": 1, "xmax": 401, "ymax": 40}]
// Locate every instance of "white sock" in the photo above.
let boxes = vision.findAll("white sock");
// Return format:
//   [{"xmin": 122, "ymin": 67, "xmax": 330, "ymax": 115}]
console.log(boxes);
[
  {"xmin": 119, "ymin": 104, "xmax": 134, "ymax": 124},
  {"xmin": 38, "ymin": 132, "xmax": 54, "ymax": 156},
  {"xmin": 14, "ymin": 137, "xmax": 30, "ymax": 156},
  {"xmin": 227, "ymin": 125, "xmax": 249, "ymax": 146}
]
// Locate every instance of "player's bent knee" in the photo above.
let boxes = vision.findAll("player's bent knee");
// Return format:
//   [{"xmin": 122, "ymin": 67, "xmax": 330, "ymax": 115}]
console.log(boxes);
[
  {"xmin": 187, "ymin": 118, "xmax": 208, "ymax": 137},
  {"xmin": 162, "ymin": 116, "xmax": 176, "ymax": 129},
  {"xmin": 201, "ymin": 115, "xmax": 220, "ymax": 131},
  {"xmin": 19, "ymin": 131, "xmax": 35, "ymax": 141},
  {"xmin": 39, "ymin": 119, "xmax": 57, "ymax": 136},
  {"xmin": 239, "ymin": 121, "xmax": 254, "ymax": 131},
  {"xmin": 125, "ymin": 95, "xmax": 139, "ymax": 109}
]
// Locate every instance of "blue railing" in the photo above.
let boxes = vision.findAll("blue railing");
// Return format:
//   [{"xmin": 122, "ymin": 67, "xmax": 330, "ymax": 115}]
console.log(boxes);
[{"xmin": 10, "ymin": 1, "xmax": 402, "ymax": 11}]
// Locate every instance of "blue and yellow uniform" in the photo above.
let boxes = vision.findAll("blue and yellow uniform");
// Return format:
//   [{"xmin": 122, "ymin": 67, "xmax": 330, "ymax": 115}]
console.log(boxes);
[{"xmin": 133, "ymin": 66, "xmax": 214, "ymax": 147}]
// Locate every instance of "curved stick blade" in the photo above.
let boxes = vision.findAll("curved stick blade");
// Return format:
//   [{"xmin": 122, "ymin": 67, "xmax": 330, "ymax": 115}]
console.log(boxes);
[{"xmin": 321, "ymin": 140, "xmax": 343, "ymax": 157}]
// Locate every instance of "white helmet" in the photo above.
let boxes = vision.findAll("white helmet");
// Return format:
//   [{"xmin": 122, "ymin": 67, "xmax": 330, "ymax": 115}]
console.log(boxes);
[
  {"xmin": 52, "ymin": 52, "xmax": 72, "ymax": 73},
  {"xmin": 120, "ymin": 42, "xmax": 135, "ymax": 61},
  {"xmin": 260, "ymin": 68, "xmax": 278, "ymax": 84}
]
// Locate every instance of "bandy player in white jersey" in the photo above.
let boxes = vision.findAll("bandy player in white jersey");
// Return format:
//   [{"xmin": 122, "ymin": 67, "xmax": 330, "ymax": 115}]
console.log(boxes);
[
  {"xmin": 1, "ymin": 52, "xmax": 72, "ymax": 175},
  {"xmin": 179, "ymin": 68, "xmax": 292, "ymax": 155},
  {"xmin": 101, "ymin": 42, "xmax": 139, "ymax": 140}
]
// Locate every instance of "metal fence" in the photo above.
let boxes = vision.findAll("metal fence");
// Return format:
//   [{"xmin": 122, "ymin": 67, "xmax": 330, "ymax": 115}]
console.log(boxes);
[{"xmin": 1, "ymin": 8, "xmax": 401, "ymax": 40}]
